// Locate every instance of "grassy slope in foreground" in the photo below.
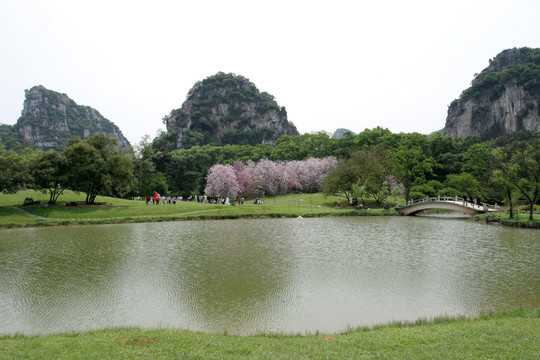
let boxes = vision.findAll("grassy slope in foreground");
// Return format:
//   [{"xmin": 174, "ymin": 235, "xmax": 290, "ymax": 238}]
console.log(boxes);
[{"xmin": 0, "ymin": 308, "xmax": 538, "ymax": 359}]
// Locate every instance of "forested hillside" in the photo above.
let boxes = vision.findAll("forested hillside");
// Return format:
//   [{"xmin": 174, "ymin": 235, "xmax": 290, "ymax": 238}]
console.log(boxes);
[
  {"xmin": 1, "ymin": 86, "xmax": 130, "ymax": 151},
  {"xmin": 161, "ymin": 72, "xmax": 299, "ymax": 149}
]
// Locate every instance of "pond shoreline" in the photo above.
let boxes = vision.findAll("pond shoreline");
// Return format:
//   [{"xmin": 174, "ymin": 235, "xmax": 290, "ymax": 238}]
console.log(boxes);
[
  {"xmin": 1, "ymin": 205, "xmax": 539, "ymax": 230},
  {"xmin": 500, "ymin": 219, "xmax": 540, "ymax": 228}
]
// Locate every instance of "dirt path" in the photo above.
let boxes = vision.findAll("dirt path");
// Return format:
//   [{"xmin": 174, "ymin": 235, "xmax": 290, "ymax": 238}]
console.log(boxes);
[{"xmin": 7, "ymin": 206, "xmax": 47, "ymax": 221}]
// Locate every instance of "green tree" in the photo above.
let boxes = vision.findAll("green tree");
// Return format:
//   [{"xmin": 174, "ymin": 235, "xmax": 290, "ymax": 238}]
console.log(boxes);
[
  {"xmin": 63, "ymin": 135, "xmax": 133, "ymax": 204},
  {"xmin": 429, "ymin": 133, "xmax": 461, "ymax": 181},
  {"xmin": 491, "ymin": 146, "xmax": 519, "ymax": 218},
  {"xmin": 491, "ymin": 168, "xmax": 518, "ymax": 218},
  {"xmin": 30, "ymin": 150, "xmax": 68, "ymax": 204},
  {"xmin": 445, "ymin": 173, "xmax": 482, "ymax": 200},
  {"xmin": 351, "ymin": 182, "xmax": 367, "ymax": 205},
  {"xmin": 501, "ymin": 136, "xmax": 540, "ymax": 221},
  {"xmin": 152, "ymin": 129, "xmax": 179, "ymax": 153},
  {"xmin": 270, "ymin": 135, "xmax": 309, "ymax": 160},
  {"xmin": 134, "ymin": 135, "xmax": 158, "ymax": 196},
  {"xmin": 462, "ymin": 143, "xmax": 491, "ymax": 176},
  {"xmin": 169, "ymin": 146, "xmax": 215, "ymax": 194},
  {"xmin": 390, "ymin": 135, "xmax": 434, "ymax": 203},
  {"xmin": 428, "ymin": 133, "xmax": 458, "ymax": 159},
  {"xmin": 107, "ymin": 153, "xmax": 134, "ymax": 198},
  {"xmin": 87, "ymin": 134, "xmax": 133, "ymax": 198},
  {"xmin": 0, "ymin": 150, "xmax": 29, "ymax": 193},
  {"xmin": 410, "ymin": 180, "xmax": 444, "ymax": 198},
  {"xmin": 147, "ymin": 172, "xmax": 169, "ymax": 196},
  {"xmin": 322, "ymin": 160, "xmax": 358, "ymax": 201},
  {"xmin": 436, "ymin": 152, "xmax": 463, "ymax": 179},
  {"xmin": 301, "ymin": 132, "xmax": 334, "ymax": 158},
  {"xmin": 351, "ymin": 146, "xmax": 392, "ymax": 204},
  {"xmin": 332, "ymin": 132, "xmax": 357, "ymax": 158},
  {"xmin": 63, "ymin": 140, "xmax": 105, "ymax": 204},
  {"xmin": 374, "ymin": 181, "xmax": 390, "ymax": 206},
  {"xmin": 355, "ymin": 127, "xmax": 397, "ymax": 149},
  {"xmin": 323, "ymin": 146, "xmax": 391, "ymax": 203}
]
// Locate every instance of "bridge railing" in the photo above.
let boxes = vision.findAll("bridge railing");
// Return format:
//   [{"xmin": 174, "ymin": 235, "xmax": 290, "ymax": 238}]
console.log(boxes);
[{"xmin": 401, "ymin": 196, "xmax": 502, "ymax": 212}]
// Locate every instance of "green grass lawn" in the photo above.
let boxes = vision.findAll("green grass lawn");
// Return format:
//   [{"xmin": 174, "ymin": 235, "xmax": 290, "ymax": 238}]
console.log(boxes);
[
  {"xmin": 0, "ymin": 190, "xmax": 393, "ymax": 227},
  {"xmin": 475, "ymin": 210, "xmax": 540, "ymax": 227},
  {"xmin": 0, "ymin": 206, "xmax": 41, "ymax": 227},
  {"xmin": 3, "ymin": 190, "xmax": 538, "ymax": 229},
  {"xmin": 0, "ymin": 308, "xmax": 538, "ymax": 359}
]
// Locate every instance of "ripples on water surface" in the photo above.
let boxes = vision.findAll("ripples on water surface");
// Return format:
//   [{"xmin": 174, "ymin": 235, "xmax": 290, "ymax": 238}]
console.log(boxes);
[{"xmin": 0, "ymin": 217, "xmax": 539, "ymax": 335}]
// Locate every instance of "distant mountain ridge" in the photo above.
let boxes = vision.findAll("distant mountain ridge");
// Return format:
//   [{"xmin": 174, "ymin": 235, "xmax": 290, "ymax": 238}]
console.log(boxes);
[
  {"xmin": 14, "ymin": 86, "xmax": 130, "ymax": 150},
  {"xmin": 443, "ymin": 47, "xmax": 540, "ymax": 138},
  {"xmin": 163, "ymin": 72, "xmax": 299, "ymax": 149}
]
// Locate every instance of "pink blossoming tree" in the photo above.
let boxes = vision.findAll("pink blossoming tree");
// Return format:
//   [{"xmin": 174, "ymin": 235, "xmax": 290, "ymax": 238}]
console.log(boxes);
[
  {"xmin": 232, "ymin": 160, "xmax": 256, "ymax": 197},
  {"xmin": 297, "ymin": 156, "xmax": 338, "ymax": 192},
  {"xmin": 206, "ymin": 157, "xmax": 338, "ymax": 198},
  {"xmin": 251, "ymin": 158, "xmax": 280, "ymax": 195},
  {"xmin": 204, "ymin": 164, "xmax": 239, "ymax": 198}
]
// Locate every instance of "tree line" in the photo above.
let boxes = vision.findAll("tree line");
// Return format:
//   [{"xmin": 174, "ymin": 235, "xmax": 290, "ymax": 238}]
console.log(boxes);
[
  {"xmin": 1, "ymin": 128, "xmax": 539, "ymax": 220},
  {"xmin": 320, "ymin": 129, "xmax": 540, "ymax": 221},
  {"xmin": 0, "ymin": 134, "xmax": 133, "ymax": 205}
]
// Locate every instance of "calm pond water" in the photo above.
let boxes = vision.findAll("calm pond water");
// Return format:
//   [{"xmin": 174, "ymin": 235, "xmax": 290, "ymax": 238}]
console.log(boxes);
[{"xmin": 0, "ymin": 217, "xmax": 539, "ymax": 335}]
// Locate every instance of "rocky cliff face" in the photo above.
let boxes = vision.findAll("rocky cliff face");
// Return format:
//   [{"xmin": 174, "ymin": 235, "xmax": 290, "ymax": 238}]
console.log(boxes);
[
  {"xmin": 443, "ymin": 48, "xmax": 540, "ymax": 139},
  {"xmin": 164, "ymin": 73, "xmax": 299, "ymax": 148},
  {"xmin": 17, "ymin": 86, "xmax": 130, "ymax": 150}
]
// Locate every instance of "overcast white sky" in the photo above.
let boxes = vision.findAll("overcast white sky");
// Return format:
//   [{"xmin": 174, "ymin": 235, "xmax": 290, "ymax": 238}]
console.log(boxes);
[{"xmin": 1, "ymin": 0, "xmax": 539, "ymax": 145}]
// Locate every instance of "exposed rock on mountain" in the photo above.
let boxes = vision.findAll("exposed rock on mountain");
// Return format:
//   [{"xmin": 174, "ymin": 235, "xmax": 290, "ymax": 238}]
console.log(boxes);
[
  {"xmin": 332, "ymin": 128, "xmax": 356, "ymax": 139},
  {"xmin": 164, "ymin": 72, "xmax": 299, "ymax": 149},
  {"xmin": 443, "ymin": 47, "xmax": 540, "ymax": 139},
  {"xmin": 16, "ymin": 86, "xmax": 130, "ymax": 150}
]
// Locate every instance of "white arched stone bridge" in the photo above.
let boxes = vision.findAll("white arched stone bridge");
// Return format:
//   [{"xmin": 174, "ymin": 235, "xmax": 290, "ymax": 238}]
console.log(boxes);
[{"xmin": 396, "ymin": 196, "xmax": 503, "ymax": 216}]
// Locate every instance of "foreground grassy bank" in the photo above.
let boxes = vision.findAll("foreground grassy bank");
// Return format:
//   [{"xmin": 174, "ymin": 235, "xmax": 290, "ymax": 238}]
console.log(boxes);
[
  {"xmin": 0, "ymin": 190, "xmax": 396, "ymax": 228},
  {"xmin": 1, "ymin": 308, "xmax": 538, "ymax": 359}
]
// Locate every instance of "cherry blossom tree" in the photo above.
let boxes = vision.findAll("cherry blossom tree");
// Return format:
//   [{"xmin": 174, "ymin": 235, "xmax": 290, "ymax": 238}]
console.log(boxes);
[
  {"xmin": 206, "ymin": 157, "xmax": 338, "ymax": 198},
  {"xmin": 233, "ymin": 160, "xmax": 261, "ymax": 197},
  {"xmin": 204, "ymin": 164, "xmax": 239, "ymax": 198},
  {"xmin": 252, "ymin": 158, "xmax": 280, "ymax": 195},
  {"xmin": 297, "ymin": 156, "xmax": 338, "ymax": 192},
  {"xmin": 279, "ymin": 161, "xmax": 301, "ymax": 194},
  {"xmin": 232, "ymin": 160, "xmax": 251, "ymax": 195}
]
